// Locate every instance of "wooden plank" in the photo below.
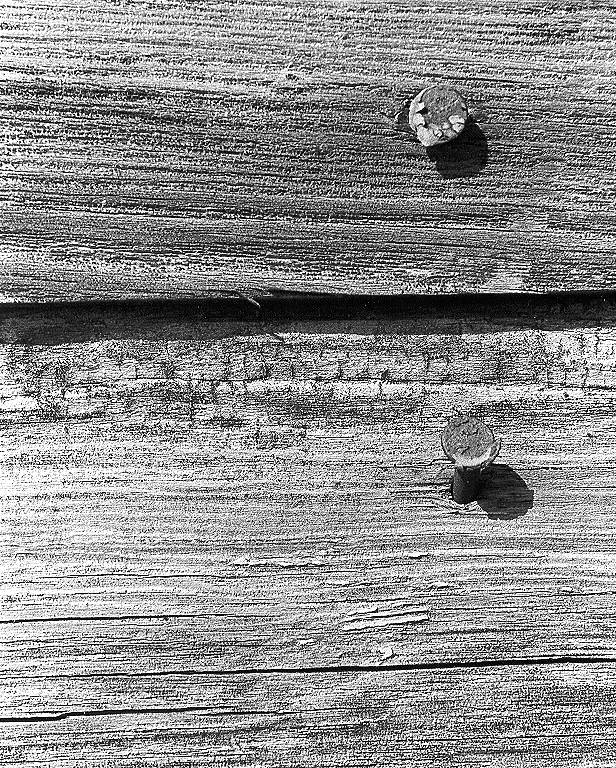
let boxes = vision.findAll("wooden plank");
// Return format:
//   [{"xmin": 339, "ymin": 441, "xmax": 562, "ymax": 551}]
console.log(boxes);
[
  {"xmin": 2, "ymin": 295, "xmax": 616, "ymax": 688},
  {"xmin": 3, "ymin": 665, "xmax": 616, "ymax": 765},
  {"xmin": 1, "ymin": 1, "xmax": 615, "ymax": 300},
  {"xmin": 3, "ymin": 295, "xmax": 616, "ymax": 762}
]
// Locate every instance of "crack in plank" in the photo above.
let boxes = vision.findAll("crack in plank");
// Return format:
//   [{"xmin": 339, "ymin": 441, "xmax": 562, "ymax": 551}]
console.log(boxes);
[
  {"xmin": 4, "ymin": 655, "xmax": 616, "ymax": 683},
  {"xmin": 0, "ymin": 706, "xmax": 283, "ymax": 724}
]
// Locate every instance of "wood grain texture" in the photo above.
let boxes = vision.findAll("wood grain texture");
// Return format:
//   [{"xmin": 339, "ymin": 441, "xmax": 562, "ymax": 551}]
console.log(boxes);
[
  {"xmin": 1, "ymin": 1, "xmax": 615, "ymax": 300},
  {"xmin": 4, "ymin": 666, "xmax": 616, "ymax": 767},
  {"xmin": 2, "ymin": 294, "xmax": 616, "ymax": 764}
]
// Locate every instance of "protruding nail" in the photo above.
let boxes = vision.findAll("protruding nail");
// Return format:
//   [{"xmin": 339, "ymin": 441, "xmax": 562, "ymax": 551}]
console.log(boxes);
[
  {"xmin": 407, "ymin": 84, "xmax": 468, "ymax": 147},
  {"xmin": 441, "ymin": 416, "xmax": 501, "ymax": 504}
]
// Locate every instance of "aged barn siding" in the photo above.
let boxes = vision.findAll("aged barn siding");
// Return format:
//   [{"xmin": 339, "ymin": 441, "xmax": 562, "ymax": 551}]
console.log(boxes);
[
  {"xmin": 2, "ymin": 296, "xmax": 616, "ymax": 764},
  {"xmin": 1, "ymin": 1, "xmax": 615, "ymax": 299}
]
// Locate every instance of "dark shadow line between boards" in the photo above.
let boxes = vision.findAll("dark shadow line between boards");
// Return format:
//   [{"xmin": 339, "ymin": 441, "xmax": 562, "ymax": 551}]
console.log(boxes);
[{"xmin": 2, "ymin": 289, "xmax": 616, "ymax": 346}]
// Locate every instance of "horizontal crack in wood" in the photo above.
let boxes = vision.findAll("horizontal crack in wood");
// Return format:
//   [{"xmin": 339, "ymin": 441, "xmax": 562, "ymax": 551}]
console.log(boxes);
[
  {"xmin": 0, "ymin": 706, "xmax": 283, "ymax": 724},
  {"xmin": 6, "ymin": 655, "xmax": 616, "ymax": 683}
]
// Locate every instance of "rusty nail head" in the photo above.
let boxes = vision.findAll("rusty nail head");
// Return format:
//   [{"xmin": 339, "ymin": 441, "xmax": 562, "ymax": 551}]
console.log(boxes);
[{"xmin": 408, "ymin": 84, "xmax": 468, "ymax": 147}]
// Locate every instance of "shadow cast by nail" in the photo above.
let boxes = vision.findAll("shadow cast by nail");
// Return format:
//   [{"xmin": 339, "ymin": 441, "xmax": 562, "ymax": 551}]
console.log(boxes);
[
  {"xmin": 476, "ymin": 464, "xmax": 534, "ymax": 520},
  {"xmin": 425, "ymin": 118, "xmax": 488, "ymax": 179}
]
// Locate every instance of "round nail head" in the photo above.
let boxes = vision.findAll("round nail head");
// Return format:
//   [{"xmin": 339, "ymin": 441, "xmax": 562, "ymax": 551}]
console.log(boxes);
[
  {"xmin": 409, "ymin": 85, "xmax": 468, "ymax": 147},
  {"xmin": 441, "ymin": 415, "xmax": 500, "ymax": 469}
]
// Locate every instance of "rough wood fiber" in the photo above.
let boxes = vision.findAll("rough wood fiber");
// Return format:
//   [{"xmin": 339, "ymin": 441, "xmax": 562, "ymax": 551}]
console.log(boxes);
[
  {"xmin": 1, "ymin": 1, "xmax": 616, "ymax": 300},
  {"xmin": 3, "ymin": 666, "xmax": 616, "ymax": 767},
  {"xmin": 2, "ymin": 295, "xmax": 616, "ymax": 764}
]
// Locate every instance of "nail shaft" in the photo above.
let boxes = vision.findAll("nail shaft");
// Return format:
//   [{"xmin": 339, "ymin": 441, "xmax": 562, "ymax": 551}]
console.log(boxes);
[
  {"xmin": 441, "ymin": 415, "xmax": 501, "ymax": 505},
  {"xmin": 451, "ymin": 466, "xmax": 482, "ymax": 505}
]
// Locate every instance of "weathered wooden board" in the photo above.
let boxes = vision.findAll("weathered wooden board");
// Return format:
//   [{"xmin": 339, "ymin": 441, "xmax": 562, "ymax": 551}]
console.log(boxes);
[
  {"xmin": 3, "ymin": 665, "xmax": 616, "ymax": 767},
  {"xmin": 2, "ymin": 295, "xmax": 616, "ymax": 768},
  {"xmin": 1, "ymin": 1, "xmax": 615, "ymax": 300}
]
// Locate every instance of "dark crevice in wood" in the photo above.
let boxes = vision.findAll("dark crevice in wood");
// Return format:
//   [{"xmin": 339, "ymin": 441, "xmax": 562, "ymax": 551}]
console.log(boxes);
[
  {"xmin": 8, "ymin": 655, "xmax": 616, "ymax": 684},
  {"xmin": 0, "ymin": 612, "xmax": 271, "ymax": 625},
  {"xmin": 0, "ymin": 706, "xmax": 283, "ymax": 724},
  {"xmin": 2, "ymin": 290, "xmax": 616, "ymax": 347},
  {"xmin": 11, "ymin": 572, "xmax": 266, "ymax": 583}
]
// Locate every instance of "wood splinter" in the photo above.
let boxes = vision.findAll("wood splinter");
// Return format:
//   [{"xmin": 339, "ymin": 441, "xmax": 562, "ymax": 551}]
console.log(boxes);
[{"xmin": 441, "ymin": 416, "xmax": 501, "ymax": 504}]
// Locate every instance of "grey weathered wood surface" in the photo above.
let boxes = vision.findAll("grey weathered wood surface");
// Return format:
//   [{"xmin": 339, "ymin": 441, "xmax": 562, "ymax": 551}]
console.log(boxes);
[
  {"xmin": 2, "ymin": 295, "xmax": 616, "ymax": 764},
  {"xmin": 4, "ymin": 667, "xmax": 616, "ymax": 766},
  {"xmin": 1, "ymin": 1, "xmax": 616, "ymax": 300}
]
